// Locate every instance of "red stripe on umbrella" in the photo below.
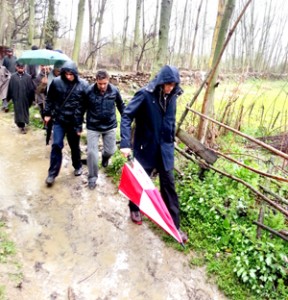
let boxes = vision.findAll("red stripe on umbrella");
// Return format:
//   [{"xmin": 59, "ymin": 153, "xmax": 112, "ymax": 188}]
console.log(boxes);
[{"xmin": 119, "ymin": 159, "xmax": 183, "ymax": 244}]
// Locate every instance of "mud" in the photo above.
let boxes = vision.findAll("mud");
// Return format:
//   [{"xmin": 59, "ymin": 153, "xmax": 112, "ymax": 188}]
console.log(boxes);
[{"xmin": 0, "ymin": 112, "xmax": 227, "ymax": 300}]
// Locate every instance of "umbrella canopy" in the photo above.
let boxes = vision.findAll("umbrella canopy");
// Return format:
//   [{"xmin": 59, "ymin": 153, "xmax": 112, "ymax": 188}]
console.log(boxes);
[
  {"xmin": 119, "ymin": 158, "xmax": 183, "ymax": 244},
  {"xmin": 18, "ymin": 49, "xmax": 71, "ymax": 65}
]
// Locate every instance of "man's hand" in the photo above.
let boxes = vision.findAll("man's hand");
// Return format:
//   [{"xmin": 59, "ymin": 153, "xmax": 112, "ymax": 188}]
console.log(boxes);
[
  {"xmin": 120, "ymin": 148, "xmax": 131, "ymax": 158},
  {"xmin": 44, "ymin": 116, "xmax": 51, "ymax": 124}
]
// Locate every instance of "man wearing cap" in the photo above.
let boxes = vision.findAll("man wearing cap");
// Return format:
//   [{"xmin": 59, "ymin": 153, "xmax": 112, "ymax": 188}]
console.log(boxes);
[
  {"xmin": 47, "ymin": 61, "xmax": 63, "ymax": 92},
  {"xmin": 2, "ymin": 48, "xmax": 17, "ymax": 74},
  {"xmin": 6, "ymin": 61, "xmax": 35, "ymax": 134}
]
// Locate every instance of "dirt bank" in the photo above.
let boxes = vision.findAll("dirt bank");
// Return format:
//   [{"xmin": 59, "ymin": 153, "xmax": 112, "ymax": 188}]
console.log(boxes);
[{"xmin": 0, "ymin": 112, "xmax": 226, "ymax": 300}]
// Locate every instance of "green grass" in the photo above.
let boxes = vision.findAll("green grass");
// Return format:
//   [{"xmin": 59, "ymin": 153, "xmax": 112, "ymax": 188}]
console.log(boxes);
[
  {"xmin": 0, "ymin": 222, "xmax": 23, "ymax": 300},
  {"xmin": 178, "ymin": 79, "xmax": 288, "ymax": 137}
]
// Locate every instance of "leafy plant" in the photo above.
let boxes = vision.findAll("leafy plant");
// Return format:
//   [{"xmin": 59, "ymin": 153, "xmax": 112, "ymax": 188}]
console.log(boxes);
[{"xmin": 177, "ymin": 160, "xmax": 288, "ymax": 299}]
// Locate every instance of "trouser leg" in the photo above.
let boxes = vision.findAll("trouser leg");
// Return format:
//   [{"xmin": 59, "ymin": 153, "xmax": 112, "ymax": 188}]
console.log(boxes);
[
  {"xmin": 66, "ymin": 127, "xmax": 82, "ymax": 170},
  {"xmin": 2, "ymin": 99, "xmax": 8, "ymax": 110},
  {"xmin": 102, "ymin": 128, "xmax": 117, "ymax": 158},
  {"xmin": 16, "ymin": 122, "xmax": 25, "ymax": 128},
  {"xmin": 159, "ymin": 168, "xmax": 180, "ymax": 229},
  {"xmin": 48, "ymin": 123, "xmax": 65, "ymax": 177},
  {"xmin": 87, "ymin": 129, "xmax": 100, "ymax": 181},
  {"xmin": 38, "ymin": 103, "xmax": 45, "ymax": 120}
]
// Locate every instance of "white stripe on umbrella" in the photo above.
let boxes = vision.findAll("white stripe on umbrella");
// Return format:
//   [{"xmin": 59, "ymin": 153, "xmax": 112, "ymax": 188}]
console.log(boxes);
[{"xmin": 139, "ymin": 190, "xmax": 182, "ymax": 242}]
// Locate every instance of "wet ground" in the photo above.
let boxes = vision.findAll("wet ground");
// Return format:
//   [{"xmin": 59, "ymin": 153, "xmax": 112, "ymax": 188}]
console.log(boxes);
[{"xmin": 0, "ymin": 112, "xmax": 227, "ymax": 300}]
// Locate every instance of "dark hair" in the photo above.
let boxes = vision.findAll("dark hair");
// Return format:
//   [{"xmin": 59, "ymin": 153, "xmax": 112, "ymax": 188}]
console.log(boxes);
[
  {"xmin": 31, "ymin": 45, "xmax": 38, "ymax": 50},
  {"xmin": 45, "ymin": 43, "xmax": 53, "ymax": 50},
  {"xmin": 16, "ymin": 60, "xmax": 25, "ymax": 67},
  {"xmin": 96, "ymin": 70, "xmax": 109, "ymax": 80}
]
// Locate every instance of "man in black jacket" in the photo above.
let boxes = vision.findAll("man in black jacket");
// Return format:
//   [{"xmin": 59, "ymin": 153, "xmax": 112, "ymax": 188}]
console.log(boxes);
[
  {"xmin": 85, "ymin": 70, "xmax": 125, "ymax": 190},
  {"xmin": 44, "ymin": 61, "xmax": 88, "ymax": 186}
]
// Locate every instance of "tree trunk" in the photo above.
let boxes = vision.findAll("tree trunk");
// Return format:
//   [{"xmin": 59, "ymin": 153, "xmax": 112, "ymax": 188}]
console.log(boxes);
[
  {"xmin": 0, "ymin": 0, "xmax": 8, "ymax": 45},
  {"xmin": 197, "ymin": 0, "xmax": 236, "ymax": 143},
  {"xmin": 200, "ymin": 0, "xmax": 208, "ymax": 70},
  {"xmin": 189, "ymin": 0, "xmax": 203, "ymax": 69},
  {"xmin": 28, "ymin": 0, "xmax": 35, "ymax": 47},
  {"xmin": 152, "ymin": 0, "xmax": 160, "ymax": 69},
  {"xmin": 87, "ymin": 0, "xmax": 94, "ymax": 69},
  {"xmin": 178, "ymin": 0, "xmax": 188, "ymax": 67},
  {"xmin": 121, "ymin": 0, "xmax": 129, "ymax": 71},
  {"xmin": 72, "ymin": 0, "xmax": 85, "ymax": 63},
  {"xmin": 155, "ymin": 0, "xmax": 173, "ymax": 70},
  {"xmin": 92, "ymin": 0, "xmax": 107, "ymax": 71},
  {"xmin": 132, "ymin": 0, "xmax": 142, "ymax": 71},
  {"xmin": 44, "ymin": 0, "xmax": 57, "ymax": 48}
]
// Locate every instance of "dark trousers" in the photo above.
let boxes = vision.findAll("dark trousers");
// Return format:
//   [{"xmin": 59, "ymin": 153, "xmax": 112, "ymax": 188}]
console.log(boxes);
[
  {"xmin": 16, "ymin": 122, "xmax": 25, "ymax": 128},
  {"xmin": 48, "ymin": 123, "xmax": 82, "ymax": 177},
  {"xmin": 129, "ymin": 162, "xmax": 180, "ymax": 229}
]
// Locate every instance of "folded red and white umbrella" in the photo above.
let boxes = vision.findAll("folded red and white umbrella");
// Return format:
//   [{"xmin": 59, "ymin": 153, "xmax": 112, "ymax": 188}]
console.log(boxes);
[{"xmin": 119, "ymin": 158, "xmax": 183, "ymax": 244}]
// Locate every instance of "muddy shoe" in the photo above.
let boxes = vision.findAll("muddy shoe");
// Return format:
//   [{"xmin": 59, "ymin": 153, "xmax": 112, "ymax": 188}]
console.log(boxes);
[
  {"xmin": 45, "ymin": 176, "xmax": 55, "ymax": 187},
  {"xmin": 179, "ymin": 229, "xmax": 188, "ymax": 244},
  {"xmin": 74, "ymin": 168, "xmax": 82, "ymax": 176},
  {"xmin": 20, "ymin": 127, "xmax": 27, "ymax": 134},
  {"xmin": 130, "ymin": 211, "xmax": 142, "ymax": 225},
  {"xmin": 88, "ymin": 180, "xmax": 96, "ymax": 190}
]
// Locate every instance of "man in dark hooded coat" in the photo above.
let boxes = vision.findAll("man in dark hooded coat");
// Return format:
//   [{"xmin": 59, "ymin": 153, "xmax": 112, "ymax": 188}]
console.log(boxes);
[
  {"xmin": 43, "ymin": 60, "xmax": 88, "ymax": 186},
  {"xmin": 120, "ymin": 65, "xmax": 188, "ymax": 243},
  {"xmin": 6, "ymin": 61, "xmax": 35, "ymax": 133}
]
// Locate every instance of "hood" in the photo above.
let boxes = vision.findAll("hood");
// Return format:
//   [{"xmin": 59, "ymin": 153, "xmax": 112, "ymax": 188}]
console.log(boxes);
[
  {"xmin": 60, "ymin": 60, "xmax": 79, "ymax": 81},
  {"xmin": 146, "ymin": 65, "xmax": 181, "ymax": 93}
]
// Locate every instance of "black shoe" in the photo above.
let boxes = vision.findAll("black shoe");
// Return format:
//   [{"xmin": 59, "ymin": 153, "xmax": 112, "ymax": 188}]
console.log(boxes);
[
  {"xmin": 88, "ymin": 180, "xmax": 96, "ymax": 190},
  {"xmin": 20, "ymin": 127, "xmax": 27, "ymax": 134},
  {"xmin": 74, "ymin": 168, "xmax": 82, "ymax": 176},
  {"xmin": 101, "ymin": 156, "xmax": 110, "ymax": 168},
  {"xmin": 45, "ymin": 176, "xmax": 55, "ymax": 187},
  {"xmin": 130, "ymin": 211, "xmax": 142, "ymax": 225},
  {"xmin": 179, "ymin": 229, "xmax": 188, "ymax": 244}
]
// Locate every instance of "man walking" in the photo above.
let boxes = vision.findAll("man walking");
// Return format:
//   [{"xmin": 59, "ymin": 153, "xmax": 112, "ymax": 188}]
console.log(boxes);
[
  {"xmin": 44, "ymin": 61, "xmax": 88, "ymax": 186},
  {"xmin": 0, "ymin": 65, "xmax": 11, "ymax": 112},
  {"xmin": 120, "ymin": 65, "xmax": 188, "ymax": 243},
  {"xmin": 6, "ymin": 61, "xmax": 35, "ymax": 133},
  {"xmin": 85, "ymin": 70, "xmax": 125, "ymax": 190},
  {"xmin": 2, "ymin": 48, "xmax": 17, "ymax": 73}
]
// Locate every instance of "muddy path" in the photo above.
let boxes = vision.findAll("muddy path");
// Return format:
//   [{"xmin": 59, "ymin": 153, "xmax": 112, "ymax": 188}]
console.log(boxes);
[{"xmin": 0, "ymin": 112, "xmax": 226, "ymax": 300}]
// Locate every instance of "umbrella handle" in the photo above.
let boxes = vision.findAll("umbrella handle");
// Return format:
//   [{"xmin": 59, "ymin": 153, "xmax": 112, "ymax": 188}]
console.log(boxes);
[{"xmin": 127, "ymin": 154, "xmax": 134, "ymax": 167}]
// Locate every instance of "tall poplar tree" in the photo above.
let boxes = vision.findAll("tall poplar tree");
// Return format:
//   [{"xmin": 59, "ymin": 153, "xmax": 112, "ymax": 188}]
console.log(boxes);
[
  {"xmin": 155, "ymin": 0, "xmax": 173, "ymax": 70},
  {"xmin": 28, "ymin": 0, "xmax": 35, "ymax": 47},
  {"xmin": 44, "ymin": 0, "xmax": 58, "ymax": 48},
  {"xmin": 72, "ymin": 0, "xmax": 85, "ymax": 63},
  {"xmin": 197, "ymin": 0, "xmax": 236, "ymax": 143}
]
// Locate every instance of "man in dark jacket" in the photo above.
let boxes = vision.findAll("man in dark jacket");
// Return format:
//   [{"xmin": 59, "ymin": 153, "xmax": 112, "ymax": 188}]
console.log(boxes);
[
  {"xmin": 2, "ymin": 48, "xmax": 17, "ymax": 73},
  {"xmin": 6, "ymin": 61, "xmax": 35, "ymax": 133},
  {"xmin": 85, "ymin": 70, "xmax": 125, "ymax": 190},
  {"xmin": 120, "ymin": 65, "xmax": 188, "ymax": 243},
  {"xmin": 44, "ymin": 60, "xmax": 88, "ymax": 186}
]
